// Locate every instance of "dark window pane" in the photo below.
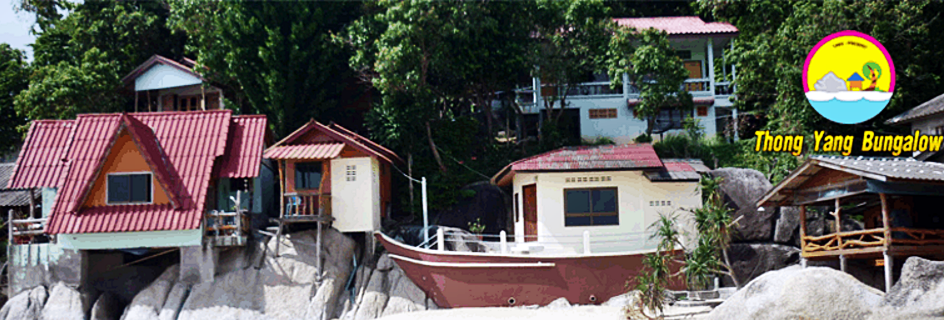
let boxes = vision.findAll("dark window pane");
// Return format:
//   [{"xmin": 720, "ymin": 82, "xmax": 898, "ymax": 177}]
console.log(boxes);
[
  {"xmin": 593, "ymin": 214, "xmax": 619, "ymax": 226},
  {"xmin": 130, "ymin": 174, "xmax": 151, "ymax": 202},
  {"xmin": 295, "ymin": 162, "xmax": 322, "ymax": 189},
  {"xmin": 108, "ymin": 175, "xmax": 130, "ymax": 203},
  {"xmin": 592, "ymin": 189, "xmax": 617, "ymax": 213},
  {"xmin": 565, "ymin": 190, "xmax": 591, "ymax": 214},
  {"xmin": 565, "ymin": 216, "xmax": 592, "ymax": 226}
]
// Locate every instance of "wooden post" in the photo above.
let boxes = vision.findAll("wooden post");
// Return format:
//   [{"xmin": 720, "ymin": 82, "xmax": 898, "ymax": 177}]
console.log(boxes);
[
  {"xmin": 275, "ymin": 161, "xmax": 286, "ymax": 257},
  {"xmin": 28, "ymin": 189, "xmax": 36, "ymax": 219},
  {"xmin": 799, "ymin": 205, "xmax": 808, "ymax": 253},
  {"xmin": 884, "ymin": 251, "xmax": 894, "ymax": 292},
  {"xmin": 316, "ymin": 218, "xmax": 323, "ymax": 282},
  {"xmin": 201, "ymin": 85, "xmax": 207, "ymax": 111},
  {"xmin": 834, "ymin": 198, "xmax": 842, "ymax": 249},
  {"xmin": 147, "ymin": 90, "xmax": 152, "ymax": 112},
  {"xmin": 135, "ymin": 91, "xmax": 139, "ymax": 112},
  {"xmin": 880, "ymin": 193, "xmax": 891, "ymax": 248},
  {"xmin": 880, "ymin": 193, "xmax": 894, "ymax": 291},
  {"xmin": 840, "ymin": 255, "xmax": 847, "ymax": 273},
  {"xmin": 7, "ymin": 209, "xmax": 12, "ymax": 298}
]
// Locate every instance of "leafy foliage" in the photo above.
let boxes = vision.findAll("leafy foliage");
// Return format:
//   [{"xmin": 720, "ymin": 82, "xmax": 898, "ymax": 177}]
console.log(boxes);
[
  {"xmin": 168, "ymin": 0, "xmax": 362, "ymax": 137},
  {"xmin": 15, "ymin": 1, "xmax": 186, "ymax": 123},
  {"xmin": 607, "ymin": 27, "xmax": 692, "ymax": 135},
  {"xmin": 0, "ymin": 44, "xmax": 29, "ymax": 155},
  {"xmin": 697, "ymin": 0, "xmax": 944, "ymax": 138}
]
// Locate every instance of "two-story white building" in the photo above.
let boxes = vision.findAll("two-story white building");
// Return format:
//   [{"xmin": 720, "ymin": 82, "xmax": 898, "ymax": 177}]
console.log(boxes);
[{"xmin": 514, "ymin": 16, "xmax": 739, "ymax": 143}]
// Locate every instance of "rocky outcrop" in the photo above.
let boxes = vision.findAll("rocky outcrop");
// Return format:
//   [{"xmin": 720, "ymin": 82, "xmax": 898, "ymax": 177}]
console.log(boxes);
[
  {"xmin": 40, "ymin": 283, "xmax": 86, "ymax": 320},
  {"xmin": 120, "ymin": 264, "xmax": 182, "ymax": 320},
  {"xmin": 341, "ymin": 253, "xmax": 432, "ymax": 320},
  {"xmin": 176, "ymin": 227, "xmax": 356, "ymax": 320},
  {"xmin": 91, "ymin": 292, "xmax": 121, "ymax": 320},
  {"xmin": 710, "ymin": 168, "xmax": 776, "ymax": 242},
  {"xmin": 0, "ymin": 286, "xmax": 47, "ymax": 320},
  {"xmin": 435, "ymin": 181, "xmax": 509, "ymax": 236},
  {"xmin": 773, "ymin": 206, "xmax": 800, "ymax": 245},
  {"xmin": 707, "ymin": 266, "xmax": 883, "ymax": 320},
  {"xmin": 724, "ymin": 243, "xmax": 800, "ymax": 286},
  {"xmin": 869, "ymin": 257, "xmax": 944, "ymax": 320}
]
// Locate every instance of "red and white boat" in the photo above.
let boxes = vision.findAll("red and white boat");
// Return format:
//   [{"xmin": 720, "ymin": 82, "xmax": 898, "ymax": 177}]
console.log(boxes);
[
  {"xmin": 375, "ymin": 231, "xmax": 685, "ymax": 308},
  {"xmin": 376, "ymin": 145, "xmax": 704, "ymax": 308}
]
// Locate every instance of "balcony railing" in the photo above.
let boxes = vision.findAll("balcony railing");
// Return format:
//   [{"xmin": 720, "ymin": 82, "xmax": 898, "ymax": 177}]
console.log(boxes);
[
  {"xmin": 802, "ymin": 227, "xmax": 944, "ymax": 256},
  {"xmin": 283, "ymin": 193, "xmax": 331, "ymax": 217},
  {"xmin": 714, "ymin": 81, "xmax": 735, "ymax": 96},
  {"xmin": 8, "ymin": 217, "xmax": 47, "ymax": 245},
  {"xmin": 565, "ymin": 81, "xmax": 623, "ymax": 97},
  {"xmin": 511, "ymin": 77, "xmax": 735, "ymax": 112}
]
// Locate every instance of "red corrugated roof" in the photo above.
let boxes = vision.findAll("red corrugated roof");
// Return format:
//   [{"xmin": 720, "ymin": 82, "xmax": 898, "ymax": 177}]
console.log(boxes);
[
  {"xmin": 492, "ymin": 144, "xmax": 666, "ymax": 186},
  {"xmin": 40, "ymin": 110, "xmax": 257, "ymax": 234},
  {"xmin": 7, "ymin": 120, "xmax": 76, "ymax": 189},
  {"xmin": 513, "ymin": 144, "xmax": 664, "ymax": 171},
  {"xmin": 614, "ymin": 16, "xmax": 738, "ymax": 35},
  {"xmin": 215, "ymin": 115, "xmax": 268, "ymax": 178},
  {"xmin": 265, "ymin": 119, "xmax": 402, "ymax": 165},
  {"xmin": 263, "ymin": 143, "xmax": 345, "ymax": 160}
]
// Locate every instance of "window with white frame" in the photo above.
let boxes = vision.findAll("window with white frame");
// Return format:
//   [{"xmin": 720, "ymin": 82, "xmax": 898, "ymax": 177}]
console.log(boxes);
[{"xmin": 107, "ymin": 173, "xmax": 152, "ymax": 204}]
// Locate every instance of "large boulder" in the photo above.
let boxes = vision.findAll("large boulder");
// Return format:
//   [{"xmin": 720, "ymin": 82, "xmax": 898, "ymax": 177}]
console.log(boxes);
[
  {"xmin": 121, "ymin": 264, "xmax": 181, "ymax": 320},
  {"xmin": 0, "ymin": 286, "xmax": 48, "ymax": 320},
  {"xmin": 434, "ymin": 181, "xmax": 509, "ymax": 236},
  {"xmin": 869, "ymin": 257, "xmax": 944, "ymax": 320},
  {"xmin": 723, "ymin": 244, "xmax": 800, "ymax": 287},
  {"xmin": 40, "ymin": 283, "xmax": 86, "ymax": 320},
  {"xmin": 380, "ymin": 263, "xmax": 427, "ymax": 317},
  {"xmin": 707, "ymin": 266, "xmax": 883, "ymax": 320},
  {"xmin": 709, "ymin": 168, "xmax": 776, "ymax": 242},
  {"xmin": 176, "ymin": 227, "xmax": 356, "ymax": 320},
  {"xmin": 91, "ymin": 292, "xmax": 122, "ymax": 320},
  {"xmin": 344, "ymin": 253, "xmax": 429, "ymax": 320}
]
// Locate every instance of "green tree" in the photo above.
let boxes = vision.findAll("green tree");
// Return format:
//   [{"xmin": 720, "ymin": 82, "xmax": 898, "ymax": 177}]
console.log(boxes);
[
  {"xmin": 607, "ymin": 27, "xmax": 693, "ymax": 136},
  {"xmin": 696, "ymin": 0, "xmax": 944, "ymax": 137},
  {"xmin": 168, "ymin": 0, "xmax": 362, "ymax": 137},
  {"xmin": 15, "ymin": 1, "xmax": 186, "ymax": 122},
  {"xmin": 0, "ymin": 44, "xmax": 29, "ymax": 154},
  {"xmin": 531, "ymin": 0, "xmax": 611, "ymax": 137},
  {"xmin": 340, "ymin": 0, "xmax": 535, "ymax": 215}
]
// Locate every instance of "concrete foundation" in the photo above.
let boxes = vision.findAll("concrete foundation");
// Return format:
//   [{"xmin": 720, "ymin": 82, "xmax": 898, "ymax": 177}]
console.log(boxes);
[
  {"xmin": 8, "ymin": 243, "xmax": 87, "ymax": 297},
  {"xmin": 179, "ymin": 241, "xmax": 217, "ymax": 284}
]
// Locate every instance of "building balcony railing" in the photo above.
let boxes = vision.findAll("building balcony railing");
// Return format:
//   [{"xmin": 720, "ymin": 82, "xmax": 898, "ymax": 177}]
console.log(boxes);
[
  {"xmin": 8, "ymin": 217, "xmax": 48, "ymax": 245},
  {"xmin": 283, "ymin": 192, "xmax": 331, "ymax": 218},
  {"xmin": 511, "ymin": 77, "xmax": 735, "ymax": 113},
  {"xmin": 801, "ymin": 227, "xmax": 944, "ymax": 258}
]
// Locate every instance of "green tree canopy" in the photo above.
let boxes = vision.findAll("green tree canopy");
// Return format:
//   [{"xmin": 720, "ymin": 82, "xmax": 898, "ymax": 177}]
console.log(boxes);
[
  {"xmin": 607, "ymin": 27, "xmax": 693, "ymax": 136},
  {"xmin": 15, "ymin": 1, "xmax": 185, "ymax": 122},
  {"xmin": 0, "ymin": 44, "xmax": 29, "ymax": 155},
  {"xmin": 168, "ymin": 0, "xmax": 362, "ymax": 137}
]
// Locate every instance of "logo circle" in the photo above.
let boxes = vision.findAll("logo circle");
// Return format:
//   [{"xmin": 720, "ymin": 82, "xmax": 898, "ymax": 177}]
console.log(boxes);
[{"xmin": 803, "ymin": 30, "xmax": 895, "ymax": 124}]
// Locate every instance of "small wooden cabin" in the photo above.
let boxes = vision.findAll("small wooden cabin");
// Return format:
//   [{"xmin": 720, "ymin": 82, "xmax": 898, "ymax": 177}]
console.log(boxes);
[
  {"xmin": 121, "ymin": 55, "xmax": 225, "ymax": 112},
  {"xmin": 491, "ymin": 144, "xmax": 707, "ymax": 254},
  {"xmin": 263, "ymin": 120, "xmax": 402, "ymax": 233},
  {"xmin": 757, "ymin": 155, "xmax": 944, "ymax": 291}
]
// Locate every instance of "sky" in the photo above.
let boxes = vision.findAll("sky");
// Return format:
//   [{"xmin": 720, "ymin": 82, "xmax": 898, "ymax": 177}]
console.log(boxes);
[{"xmin": 0, "ymin": 0, "xmax": 37, "ymax": 60}]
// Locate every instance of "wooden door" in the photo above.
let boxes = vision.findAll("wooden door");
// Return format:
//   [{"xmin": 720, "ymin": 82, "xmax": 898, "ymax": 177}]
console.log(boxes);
[
  {"xmin": 523, "ymin": 184, "xmax": 537, "ymax": 242},
  {"xmin": 683, "ymin": 61, "xmax": 704, "ymax": 91}
]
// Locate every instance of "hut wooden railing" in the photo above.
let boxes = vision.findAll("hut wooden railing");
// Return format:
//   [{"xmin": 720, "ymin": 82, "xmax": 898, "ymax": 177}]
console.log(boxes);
[
  {"xmin": 7, "ymin": 216, "xmax": 47, "ymax": 245},
  {"xmin": 888, "ymin": 228, "xmax": 944, "ymax": 246},
  {"xmin": 802, "ymin": 227, "xmax": 944, "ymax": 254},
  {"xmin": 802, "ymin": 228, "xmax": 885, "ymax": 253},
  {"xmin": 282, "ymin": 193, "xmax": 331, "ymax": 217},
  {"xmin": 204, "ymin": 191, "xmax": 250, "ymax": 246}
]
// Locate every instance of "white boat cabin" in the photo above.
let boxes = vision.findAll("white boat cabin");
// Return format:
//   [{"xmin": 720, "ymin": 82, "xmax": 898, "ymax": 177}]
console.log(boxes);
[{"xmin": 492, "ymin": 144, "xmax": 706, "ymax": 254}]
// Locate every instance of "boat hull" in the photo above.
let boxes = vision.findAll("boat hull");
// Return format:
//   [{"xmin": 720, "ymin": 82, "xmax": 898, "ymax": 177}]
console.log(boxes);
[{"xmin": 374, "ymin": 232, "xmax": 684, "ymax": 308}]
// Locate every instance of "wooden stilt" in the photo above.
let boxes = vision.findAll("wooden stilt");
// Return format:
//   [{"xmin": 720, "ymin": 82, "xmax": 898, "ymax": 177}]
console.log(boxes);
[
  {"xmin": 799, "ymin": 205, "xmax": 808, "ymax": 254},
  {"xmin": 28, "ymin": 189, "xmax": 36, "ymax": 219},
  {"xmin": 316, "ymin": 218, "xmax": 323, "ymax": 281},
  {"xmin": 834, "ymin": 198, "xmax": 842, "ymax": 248},
  {"xmin": 880, "ymin": 193, "xmax": 891, "ymax": 247},
  {"xmin": 883, "ymin": 251, "xmax": 894, "ymax": 291},
  {"xmin": 275, "ymin": 161, "xmax": 285, "ymax": 257},
  {"xmin": 840, "ymin": 255, "xmax": 847, "ymax": 273},
  {"xmin": 880, "ymin": 193, "xmax": 894, "ymax": 292}
]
